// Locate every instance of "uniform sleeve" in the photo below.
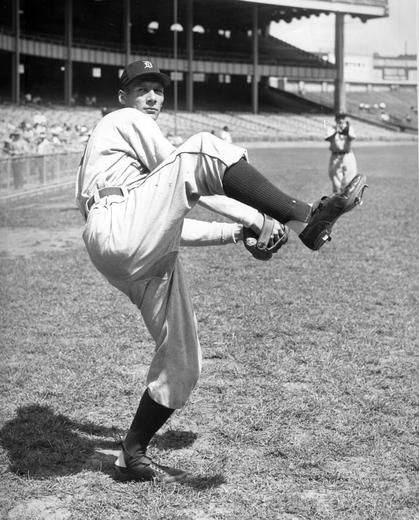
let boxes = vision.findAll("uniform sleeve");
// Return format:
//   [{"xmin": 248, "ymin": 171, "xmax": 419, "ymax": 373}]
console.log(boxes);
[
  {"xmin": 122, "ymin": 109, "xmax": 176, "ymax": 171},
  {"xmin": 181, "ymin": 218, "xmax": 242, "ymax": 246},
  {"xmin": 325, "ymin": 126, "xmax": 336, "ymax": 141},
  {"xmin": 347, "ymin": 124, "xmax": 356, "ymax": 140},
  {"xmin": 197, "ymin": 194, "xmax": 260, "ymax": 229}
]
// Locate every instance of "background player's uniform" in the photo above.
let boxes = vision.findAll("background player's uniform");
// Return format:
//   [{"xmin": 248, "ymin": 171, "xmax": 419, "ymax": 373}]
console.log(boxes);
[
  {"xmin": 76, "ymin": 107, "xmax": 262, "ymax": 410},
  {"xmin": 325, "ymin": 124, "xmax": 357, "ymax": 193}
]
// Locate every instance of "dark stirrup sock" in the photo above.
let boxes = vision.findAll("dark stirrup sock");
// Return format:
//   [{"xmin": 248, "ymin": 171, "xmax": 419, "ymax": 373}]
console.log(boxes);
[
  {"xmin": 223, "ymin": 158, "xmax": 311, "ymax": 224},
  {"xmin": 124, "ymin": 389, "xmax": 174, "ymax": 456}
]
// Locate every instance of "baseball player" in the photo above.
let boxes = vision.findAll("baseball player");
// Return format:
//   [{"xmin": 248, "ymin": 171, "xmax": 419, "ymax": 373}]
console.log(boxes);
[
  {"xmin": 76, "ymin": 59, "xmax": 367, "ymax": 483},
  {"xmin": 326, "ymin": 112, "xmax": 358, "ymax": 193},
  {"xmin": 220, "ymin": 125, "xmax": 233, "ymax": 143}
]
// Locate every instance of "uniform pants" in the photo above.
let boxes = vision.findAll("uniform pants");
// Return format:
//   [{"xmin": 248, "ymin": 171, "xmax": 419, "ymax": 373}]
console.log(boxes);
[
  {"xmin": 328, "ymin": 151, "xmax": 357, "ymax": 193},
  {"xmin": 83, "ymin": 132, "xmax": 246, "ymax": 409}
]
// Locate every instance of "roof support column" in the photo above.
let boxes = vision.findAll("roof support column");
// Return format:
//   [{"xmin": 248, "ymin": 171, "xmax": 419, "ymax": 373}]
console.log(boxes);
[
  {"xmin": 64, "ymin": 0, "xmax": 73, "ymax": 106},
  {"xmin": 252, "ymin": 5, "xmax": 259, "ymax": 114},
  {"xmin": 334, "ymin": 12, "xmax": 346, "ymax": 113},
  {"xmin": 173, "ymin": 0, "xmax": 179, "ymax": 134},
  {"xmin": 12, "ymin": 0, "xmax": 20, "ymax": 104},
  {"xmin": 186, "ymin": 0, "xmax": 194, "ymax": 112},
  {"xmin": 124, "ymin": 0, "xmax": 131, "ymax": 66}
]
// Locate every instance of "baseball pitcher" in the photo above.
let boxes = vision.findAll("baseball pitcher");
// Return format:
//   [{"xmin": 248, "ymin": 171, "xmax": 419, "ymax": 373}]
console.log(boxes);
[{"xmin": 76, "ymin": 59, "xmax": 367, "ymax": 483}]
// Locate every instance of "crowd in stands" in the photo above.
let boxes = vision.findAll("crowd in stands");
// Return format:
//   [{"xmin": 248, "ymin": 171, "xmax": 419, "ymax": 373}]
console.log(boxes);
[
  {"xmin": 1, "ymin": 111, "xmax": 91, "ymax": 159},
  {"xmin": 302, "ymin": 89, "xmax": 417, "ymax": 132},
  {"xmin": 358, "ymin": 101, "xmax": 417, "ymax": 128},
  {"xmin": 1, "ymin": 97, "xmax": 416, "ymax": 166}
]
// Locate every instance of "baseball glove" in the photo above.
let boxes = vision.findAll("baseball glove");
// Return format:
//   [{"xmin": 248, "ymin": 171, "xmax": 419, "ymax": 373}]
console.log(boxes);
[{"xmin": 243, "ymin": 214, "xmax": 289, "ymax": 261}]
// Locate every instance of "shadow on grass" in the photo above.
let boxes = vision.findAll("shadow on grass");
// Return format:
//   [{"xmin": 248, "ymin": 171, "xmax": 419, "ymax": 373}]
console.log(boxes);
[
  {"xmin": 0, "ymin": 404, "xmax": 124, "ymax": 479},
  {"xmin": 0, "ymin": 404, "xmax": 202, "ymax": 482},
  {"xmin": 184, "ymin": 473, "xmax": 227, "ymax": 490},
  {"xmin": 152, "ymin": 430, "xmax": 198, "ymax": 450}
]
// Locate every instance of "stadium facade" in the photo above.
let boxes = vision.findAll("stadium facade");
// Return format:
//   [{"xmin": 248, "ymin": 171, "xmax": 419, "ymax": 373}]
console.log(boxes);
[{"xmin": 0, "ymin": 0, "xmax": 389, "ymax": 112}]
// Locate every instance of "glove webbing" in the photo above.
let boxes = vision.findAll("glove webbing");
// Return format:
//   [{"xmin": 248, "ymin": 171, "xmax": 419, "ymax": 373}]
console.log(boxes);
[{"xmin": 257, "ymin": 214, "xmax": 275, "ymax": 250}]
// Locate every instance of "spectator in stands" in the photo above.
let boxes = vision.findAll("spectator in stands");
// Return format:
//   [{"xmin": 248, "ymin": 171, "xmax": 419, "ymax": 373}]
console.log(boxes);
[
  {"xmin": 325, "ymin": 113, "xmax": 357, "ymax": 194},
  {"xmin": 77, "ymin": 125, "xmax": 91, "ymax": 144},
  {"xmin": 298, "ymin": 80, "xmax": 306, "ymax": 96},
  {"xmin": 20, "ymin": 121, "xmax": 34, "ymax": 144},
  {"xmin": 220, "ymin": 125, "xmax": 233, "ymax": 143},
  {"xmin": 3, "ymin": 131, "xmax": 29, "ymax": 189},
  {"xmin": 33, "ymin": 113, "xmax": 47, "ymax": 126},
  {"xmin": 50, "ymin": 124, "xmax": 63, "ymax": 146},
  {"xmin": 85, "ymin": 95, "xmax": 97, "ymax": 107},
  {"xmin": 36, "ymin": 132, "xmax": 52, "ymax": 155}
]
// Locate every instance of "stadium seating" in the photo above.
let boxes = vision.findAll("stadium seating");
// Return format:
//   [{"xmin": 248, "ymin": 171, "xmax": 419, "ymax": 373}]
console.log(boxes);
[
  {"xmin": 9, "ymin": 26, "xmax": 332, "ymax": 70},
  {"xmin": 0, "ymin": 104, "xmax": 102, "ymax": 157},
  {"xmin": 1, "ymin": 102, "xmax": 415, "ymax": 161},
  {"xmin": 301, "ymin": 88, "xmax": 418, "ymax": 131}
]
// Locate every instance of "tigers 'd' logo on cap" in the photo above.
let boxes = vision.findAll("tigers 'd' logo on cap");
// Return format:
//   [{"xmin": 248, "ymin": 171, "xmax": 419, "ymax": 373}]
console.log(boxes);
[{"xmin": 120, "ymin": 59, "xmax": 171, "ymax": 88}]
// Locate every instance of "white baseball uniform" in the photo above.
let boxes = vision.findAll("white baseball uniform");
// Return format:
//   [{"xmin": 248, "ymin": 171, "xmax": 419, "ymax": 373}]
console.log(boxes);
[
  {"xmin": 326, "ymin": 125, "xmax": 357, "ymax": 193},
  {"xmin": 76, "ymin": 107, "xmax": 260, "ymax": 409}
]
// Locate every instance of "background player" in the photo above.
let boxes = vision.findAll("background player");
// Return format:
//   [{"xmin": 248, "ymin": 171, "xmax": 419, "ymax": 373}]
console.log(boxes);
[
  {"xmin": 325, "ymin": 112, "xmax": 358, "ymax": 193},
  {"xmin": 76, "ymin": 59, "xmax": 366, "ymax": 483}
]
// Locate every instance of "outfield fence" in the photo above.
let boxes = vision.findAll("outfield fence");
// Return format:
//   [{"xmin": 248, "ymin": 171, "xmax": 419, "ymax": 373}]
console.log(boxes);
[{"xmin": 0, "ymin": 151, "xmax": 82, "ymax": 198}]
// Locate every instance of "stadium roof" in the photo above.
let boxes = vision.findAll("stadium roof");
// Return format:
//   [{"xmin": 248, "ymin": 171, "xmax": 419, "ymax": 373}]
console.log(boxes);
[
  {"xmin": 0, "ymin": 0, "xmax": 389, "ymax": 38},
  {"xmin": 178, "ymin": 0, "xmax": 389, "ymax": 34},
  {"xmin": 235, "ymin": 0, "xmax": 388, "ymax": 18}
]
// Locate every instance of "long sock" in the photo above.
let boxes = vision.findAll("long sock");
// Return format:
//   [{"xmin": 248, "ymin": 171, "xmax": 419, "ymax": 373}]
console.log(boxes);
[
  {"xmin": 123, "ymin": 389, "xmax": 174, "ymax": 457},
  {"xmin": 223, "ymin": 158, "xmax": 311, "ymax": 224}
]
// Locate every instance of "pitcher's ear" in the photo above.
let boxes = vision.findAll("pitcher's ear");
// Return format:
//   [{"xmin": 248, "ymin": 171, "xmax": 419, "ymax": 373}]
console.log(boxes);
[{"xmin": 118, "ymin": 89, "xmax": 127, "ymax": 105}]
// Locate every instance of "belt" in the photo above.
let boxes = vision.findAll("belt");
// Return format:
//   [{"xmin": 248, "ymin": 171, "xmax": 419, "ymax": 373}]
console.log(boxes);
[
  {"xmin": 332, "ymin": 151, "xmax": 348, "ymax": 155},
  {"xmin": 86, "ymin": 186, "xmax": 125, "ymax": 212}
]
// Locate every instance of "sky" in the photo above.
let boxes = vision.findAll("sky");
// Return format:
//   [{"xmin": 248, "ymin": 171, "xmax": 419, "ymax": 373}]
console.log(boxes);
[{"xmin": 270, "ymin": 0, "xmax": 417, "ymax": 57}]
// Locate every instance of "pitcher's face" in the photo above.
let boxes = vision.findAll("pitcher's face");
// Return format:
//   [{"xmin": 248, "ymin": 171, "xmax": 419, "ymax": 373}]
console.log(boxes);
[
  {"xmin": 336, "ymin": 118, "xmax": 347, "ymax": 132},
  {"xmin": 119, "ymin": 79, "xmax": 164, "ymax": 120}
]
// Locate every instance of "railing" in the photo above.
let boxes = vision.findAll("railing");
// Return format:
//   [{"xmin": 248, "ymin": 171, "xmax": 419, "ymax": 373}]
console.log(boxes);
[{"xmin": 0, "ymin": 151, "xmax": 82, "ymax": 195}]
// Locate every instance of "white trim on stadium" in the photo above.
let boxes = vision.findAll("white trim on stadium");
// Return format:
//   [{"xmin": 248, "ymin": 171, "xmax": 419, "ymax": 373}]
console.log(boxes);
[{"xmin": 237, "ymin": 0, "xmax": 387, "ymax": 17}]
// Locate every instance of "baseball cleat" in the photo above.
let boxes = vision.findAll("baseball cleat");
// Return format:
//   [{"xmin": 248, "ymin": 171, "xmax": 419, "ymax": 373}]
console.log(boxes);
[
  {"xmin": 114, "ymin": 445, "xmax": 188, "ymax": 483},
  {"xmin": 299, "ymin": 174, "xmax": 368, "ymax": 251}
]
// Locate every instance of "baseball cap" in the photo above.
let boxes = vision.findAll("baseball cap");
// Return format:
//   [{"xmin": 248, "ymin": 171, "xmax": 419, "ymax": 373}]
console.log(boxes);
[
  {"xmin": 335, "ymin": 112, "xmax": 347, "ymax": 120},
  {"xmin": 119, "ymin": 59, "xmax": 171, "ymax": 89}
]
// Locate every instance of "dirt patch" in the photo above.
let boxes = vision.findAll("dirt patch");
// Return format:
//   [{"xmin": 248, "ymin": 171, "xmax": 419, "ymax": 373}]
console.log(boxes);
[{"xmin": 0, "ymin": 226, "xmax": 84, "ymax": 258}]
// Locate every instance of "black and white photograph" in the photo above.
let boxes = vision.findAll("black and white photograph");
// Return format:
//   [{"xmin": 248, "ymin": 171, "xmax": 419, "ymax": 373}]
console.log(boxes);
[{"xmin": 0, "ymin": 0, "xmax": 417, "ymax": 518}]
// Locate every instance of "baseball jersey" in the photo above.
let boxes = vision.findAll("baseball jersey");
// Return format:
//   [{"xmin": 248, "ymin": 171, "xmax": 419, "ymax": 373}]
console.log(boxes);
[
  {"xmin": 76, "ymin": 107, "xmax": 175, "ymax": 213},
  {"xmin": 76, "ymin": 107, "xmax": 259, "ymax": 229}
]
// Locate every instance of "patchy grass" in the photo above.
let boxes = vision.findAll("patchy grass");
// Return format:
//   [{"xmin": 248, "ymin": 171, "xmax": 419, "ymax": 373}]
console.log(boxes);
[{"xmin": 0, "ymin": 145, "xmax": 417, "ymax": 520}]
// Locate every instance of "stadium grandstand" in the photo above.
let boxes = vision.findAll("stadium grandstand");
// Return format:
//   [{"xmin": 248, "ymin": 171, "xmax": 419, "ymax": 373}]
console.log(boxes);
[
  {"xmin": 300, "ymin": 88, "xmax": 418, "ymax": 132},
  {"xmin": 0, "ymin": 0, "xmax": 417, "ymax": 198}
]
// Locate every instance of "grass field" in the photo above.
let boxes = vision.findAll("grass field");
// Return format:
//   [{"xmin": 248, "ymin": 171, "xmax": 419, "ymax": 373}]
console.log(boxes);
[{"xmin": 0, "ymin": 144, "xmax": 417, "ymax": 520}]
